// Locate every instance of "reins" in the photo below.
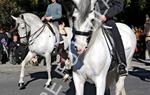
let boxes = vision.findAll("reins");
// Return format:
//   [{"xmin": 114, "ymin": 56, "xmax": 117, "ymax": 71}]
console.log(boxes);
[
  {"xmin": 15, "ymin": 20, "xmax": 47, "ymax": 45},
  {"xmin": 28, "ymin": 24, "xmax": 46, "ymax": 45}
]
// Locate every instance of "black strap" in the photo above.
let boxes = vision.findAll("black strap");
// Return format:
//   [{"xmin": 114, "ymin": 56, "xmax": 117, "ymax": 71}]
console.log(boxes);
[
  {"xmin": 102, "ymin": 28, "xmax": 113, "ymax": 56},
  {"xmin": 74, "ymin": 30, "xmax": 92, "ymax": 36},
  {"xmin": 46, "ymin": 23, "xmax": 55, "ymax": 36},
  {"xmin": 102, "ymin": 27, "xmax": 122, "ymax": 64}
]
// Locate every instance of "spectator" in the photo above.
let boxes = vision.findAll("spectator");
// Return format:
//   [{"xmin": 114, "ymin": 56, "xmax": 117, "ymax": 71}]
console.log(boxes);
[
  {"xmin": 0, "ymin": 25, "xmax": 9, "ymax": 64},
  {"xmin": 9, "ymin": 34, "xmax": 28, "ymax": 65},
  {"xmin": 144, "ymin": 14, "xmax": 150, "ymax": 59}
]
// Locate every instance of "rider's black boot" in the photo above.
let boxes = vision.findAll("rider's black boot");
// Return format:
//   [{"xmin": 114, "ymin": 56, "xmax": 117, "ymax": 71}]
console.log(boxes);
[{"xmin": 105, "ymin": 20, "xmax": 128, "ymax": 76}]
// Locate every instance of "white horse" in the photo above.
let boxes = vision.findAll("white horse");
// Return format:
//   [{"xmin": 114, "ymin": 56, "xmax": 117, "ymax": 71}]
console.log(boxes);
[
  {"xmin": 11, "ymin": 13, "xmax": 60, "ymax": 89},
  {"xmin": 70, "ymin": 0, "xmax": 137, "ymax": 95}
]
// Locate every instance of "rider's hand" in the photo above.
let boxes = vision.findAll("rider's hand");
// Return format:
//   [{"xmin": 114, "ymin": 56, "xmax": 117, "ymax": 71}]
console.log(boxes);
[
  {"xmin": 45, "ymin": 16, "xmax": 53, "ymax": 21},
  {"xmin": 41, "ymin": 16, "xmax": 46, "ymax": 21},
  {"xmin": 99, "ymin": 15, "xmax": 107, "ymax": 22}
]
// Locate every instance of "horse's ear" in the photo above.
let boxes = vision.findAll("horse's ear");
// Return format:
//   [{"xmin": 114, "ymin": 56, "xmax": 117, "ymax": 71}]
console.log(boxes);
[
  {"xmin": 20, "ymin": 15, "xmax": 24, "ymax": 20},
  {"xmin": 11, "ymin": 15, "xmax": 17, "ymax": 21}
]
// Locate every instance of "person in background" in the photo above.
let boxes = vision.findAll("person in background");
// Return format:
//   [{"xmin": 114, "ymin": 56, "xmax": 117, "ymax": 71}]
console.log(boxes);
[
  {"xmin": 9, "ymin": 34, "xmax": 21, "ymax": 65},
  {"xmin": 144, "ymin": 14, "xmax": 150, "ymax": 59},
  {"xmin": 9, "ymin": 33, "xmax": 28, "ymax": 65},
  {"xmin": 42, "ymin": 0, "xmax": 62, "ymax": 27},
  {"xmin": 0, "ymin": 25, "xmax": 9, "ymax": 64}
]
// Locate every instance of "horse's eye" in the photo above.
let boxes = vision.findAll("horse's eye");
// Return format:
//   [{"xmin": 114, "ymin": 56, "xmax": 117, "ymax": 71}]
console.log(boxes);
[{"xmin": 22, "ymin": 27, "xmax": 25, "ymax": 29}]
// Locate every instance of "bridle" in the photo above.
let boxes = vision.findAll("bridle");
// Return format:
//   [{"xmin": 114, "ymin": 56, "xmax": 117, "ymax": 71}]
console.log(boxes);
[
  {"xmin": 15, "ymin": 18, "xmax": 46, "ymax": 45},
  {"xmin": 73, "ymin": 30, "xmax": 92, "ymax": 36},
  {"xmin": 18, "ymin": 21, "xmax": 31, "ymax": 39},
  {"xmin": 72, "ymin": 18, "xmax": 92, "ymax": 38}
]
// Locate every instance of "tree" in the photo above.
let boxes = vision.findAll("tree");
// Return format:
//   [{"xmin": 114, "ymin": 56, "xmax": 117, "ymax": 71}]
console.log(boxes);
[{"xmin": 0, "ymin": 0, "xmax": 24, "ymax": 30}]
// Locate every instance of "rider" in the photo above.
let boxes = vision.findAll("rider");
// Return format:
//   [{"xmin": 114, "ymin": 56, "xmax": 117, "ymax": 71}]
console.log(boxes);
[
  {"xmin": 42, "ymin": 0, "xmax": 63, "ymax": 57},
  {"xmin": 97, "ymin": 0, "xmax": 127, "ymax": 76},
  {"xmin": 42, "ymin": 0, "xmax": 62, "ymax": 27}
]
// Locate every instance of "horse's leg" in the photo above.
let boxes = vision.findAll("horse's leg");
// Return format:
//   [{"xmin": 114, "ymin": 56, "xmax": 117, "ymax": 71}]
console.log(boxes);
[
  {"xmin": 115, "ymin": 76, "xmax": 126, "ymax": 95},
  {"xmin": 73, "ymin": 72, "xmax": 85, "ymax": 95},
  {"xmin": 44, "ymin": 53, "xmax": 52, "ymax": 87},
  {"xmin": 121, "ymin": 87, "xmax": 126, "ymax": 95},
  {"xmin": 95, "ymin": 76, "xmax": 106, "ymax": 95},
  {"xmin": 18, "ymin": 51, "xmax": 35, "ymax": 89}
]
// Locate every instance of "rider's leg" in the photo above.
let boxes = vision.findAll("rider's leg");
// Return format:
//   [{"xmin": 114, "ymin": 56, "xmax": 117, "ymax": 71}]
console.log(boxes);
[{"xmin": 105, "ymin": 20, "xmax": 127, "ymax": 76}]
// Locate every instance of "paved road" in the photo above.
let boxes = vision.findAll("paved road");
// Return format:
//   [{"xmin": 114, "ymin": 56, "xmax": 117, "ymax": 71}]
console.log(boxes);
[{"xmin": 0, "ymin": 61, "xmax": 150, "ymax": 95}]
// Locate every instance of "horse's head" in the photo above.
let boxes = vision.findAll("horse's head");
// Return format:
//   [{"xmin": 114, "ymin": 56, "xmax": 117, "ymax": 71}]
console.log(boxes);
[
  {"xmin": 71, "ymin": 0, "xmax": 96, "ymax": 54},
  {"xmin": 11, "ymin": 14, "xmax": 31, "ymax": 44},
  {"xmin": 73, "ymin": 8, "xmax": 95, "ymax": 54}
]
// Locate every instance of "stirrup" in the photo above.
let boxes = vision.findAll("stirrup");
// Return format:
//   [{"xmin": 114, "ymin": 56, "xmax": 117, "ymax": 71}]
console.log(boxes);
[{"xmin": 117, "ymin": 63, "xmax": 128, "ymax": 76}]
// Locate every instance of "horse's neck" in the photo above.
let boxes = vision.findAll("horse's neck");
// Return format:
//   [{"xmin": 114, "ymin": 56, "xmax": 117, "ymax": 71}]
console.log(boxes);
[
  {"xmin": 30, "ymin": 22, "xmax": 44, "ymax": 33},
  {"xmin": 87, "ymin": 26, "xmax": 104, "ymax": 49}
]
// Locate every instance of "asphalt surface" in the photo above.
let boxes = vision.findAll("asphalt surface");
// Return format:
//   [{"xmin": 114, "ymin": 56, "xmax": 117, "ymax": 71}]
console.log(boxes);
[{"xmin": 0, "ymin": 60, "xmax": 150, "ymax": 95}]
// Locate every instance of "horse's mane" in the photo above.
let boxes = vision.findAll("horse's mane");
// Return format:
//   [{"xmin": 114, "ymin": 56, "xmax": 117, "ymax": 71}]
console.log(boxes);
[
  {"xmin": 87, "ymin": 22, "xmax": 102, "ymax": 51},
  {"xmin": 19, "ymin": 13, "xmax": 43, "ymax": 25},
  {"xmin": 77, "ymin": 0, "xmax": 91, "ymax": 24}
]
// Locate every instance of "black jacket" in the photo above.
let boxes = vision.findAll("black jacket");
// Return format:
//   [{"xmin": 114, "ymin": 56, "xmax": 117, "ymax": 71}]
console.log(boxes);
[{"xmin": 97, "ymin": 0, "xmax": 124, "ymax": 19}]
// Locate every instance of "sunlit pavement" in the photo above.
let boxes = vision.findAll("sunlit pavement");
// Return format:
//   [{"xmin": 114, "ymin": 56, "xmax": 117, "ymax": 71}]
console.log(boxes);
[{"xmin": 0, "ymin": 60, "xmax": 150, "ymax": 95}]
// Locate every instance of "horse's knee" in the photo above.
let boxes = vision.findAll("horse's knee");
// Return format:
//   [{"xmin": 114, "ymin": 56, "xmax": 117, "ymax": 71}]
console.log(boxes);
[{"xmin": 46, "ymin": 65, "xmax": 51, "ymax": 71}]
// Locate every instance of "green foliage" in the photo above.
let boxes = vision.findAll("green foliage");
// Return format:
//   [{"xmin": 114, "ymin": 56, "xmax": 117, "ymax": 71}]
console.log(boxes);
[
  {"xmin": 0, "ymin": 0, "xmax": 150, "ymax": 29},
  {"xmin": 139, "ymin": 0, "xmax": 146, "ymax": 10},
  {"xmin": 0, "ymin": 0, "xmax": 24, "ymax": 30},
  {"xmin": 124, "ymin": 0, "xmax": 148, "ymax": 10},
  {"xmin": 124, "ymin": 0, "xmax": 131, "ymax": 7}
]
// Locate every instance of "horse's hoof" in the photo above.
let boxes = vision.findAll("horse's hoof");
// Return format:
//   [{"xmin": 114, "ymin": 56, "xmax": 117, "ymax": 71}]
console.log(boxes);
[
  {"xmin": 44, "ymin": 82, "xmax": 53, "ymax": 88},
  {"xmin": 18, "ymin": 83, "xmax": 25, "ymax": 90}
]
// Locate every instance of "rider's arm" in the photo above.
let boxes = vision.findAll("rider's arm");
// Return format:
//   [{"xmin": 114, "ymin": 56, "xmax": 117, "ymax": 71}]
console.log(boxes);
[
  {"xmin": 105, "ymin": 0, "xmax": 124, "ymax": 20},
  {"xmin": 45, "ymin": 5, "xmax": 51, "ymax": 17}
]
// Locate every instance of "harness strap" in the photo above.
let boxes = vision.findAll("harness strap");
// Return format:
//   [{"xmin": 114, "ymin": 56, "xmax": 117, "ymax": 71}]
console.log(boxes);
[
  {"xmin": 102, "ymin": 27, "xmax": 122, "ymax": 64},
  {"xmin": 74, "ymin": 30, "xmax": 92, "ymax": 36},
  {"xmin": 46, "ymin": 23, "xmax": 55, "ymax": 36},
  {"xmin": 29, "ymin": 24, "xmax": 46, "ymax": 45},
  {"xmin": 102, "ymin": 28, "xmax": 113, "ymax": 56}
]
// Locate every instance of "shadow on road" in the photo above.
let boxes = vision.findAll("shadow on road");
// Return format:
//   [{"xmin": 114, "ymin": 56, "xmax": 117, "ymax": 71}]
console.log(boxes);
[
  {"xmin": 29, "ymin": 65, "xmax": 63, "ymax": 79},
  {"xmin": 22, "ymin": 65, "xmax": 63, "ymax": 89},
  {"xmin": 129, "ymin": 67, "xmax": 150, "ymax": 82}
]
